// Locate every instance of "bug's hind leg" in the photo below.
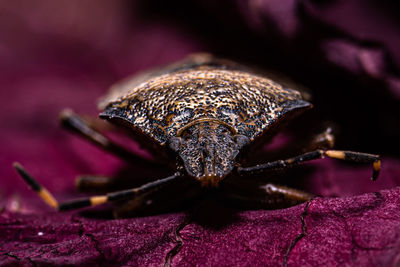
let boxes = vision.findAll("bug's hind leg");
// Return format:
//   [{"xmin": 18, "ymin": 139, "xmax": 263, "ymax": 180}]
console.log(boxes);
[
  {"xmin": 238, "ymin": 150, "xmax": 381, "ymax": 181},
  {"xmin": 13, "ymin": 162, "xmax": 183, "ymax": 211},
  {"xmin": 222, "ymin": 183, "xmax": 313, "ymax": 209},
  {"xmin": 59, "ymin": 109, "xmax": 158, "ymax": 167}
]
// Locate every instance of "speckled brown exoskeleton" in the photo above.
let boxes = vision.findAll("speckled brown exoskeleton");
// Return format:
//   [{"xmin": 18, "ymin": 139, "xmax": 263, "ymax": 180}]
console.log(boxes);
[{"xmin": 14, "ymin": 54, "xmax": 381, "ymax": 217}]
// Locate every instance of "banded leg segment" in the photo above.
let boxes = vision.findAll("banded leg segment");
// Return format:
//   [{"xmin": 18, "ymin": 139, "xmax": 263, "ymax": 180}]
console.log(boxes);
[
  {"xmin": 13, "ymin": 162, "xmax": 183, "ymax": 211},
  {"xmin": 60, "ymin": 109, "xmax": 157, "ymax": 167},
  {"xmin": 238, "ymin": 150, "xmax": 381, "ymax": 181},
  {"xmin": 13, "ymin": 163, "xmax": 58, "ymax": 208}
]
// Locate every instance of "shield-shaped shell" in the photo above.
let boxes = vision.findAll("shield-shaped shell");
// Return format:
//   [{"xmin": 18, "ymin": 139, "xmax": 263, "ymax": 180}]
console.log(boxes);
[{"xmin": 99, "ymin": 54, "xmax": 311, "ymax": 148}]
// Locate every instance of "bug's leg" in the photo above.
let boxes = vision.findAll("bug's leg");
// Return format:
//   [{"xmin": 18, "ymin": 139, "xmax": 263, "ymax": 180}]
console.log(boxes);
[
  {"xmin": 238, "ymin": 150, "xmax": 381, "ymax": 181},
  {"xmin": 112, "ymin": 194, "xmax": 151, "ymax": 218},
  {"xmin": 59, "ymin": 109, "xmax": 159, "ymax": 167},
  {"xmin": 259, "ymin": 183, "xmax": 313, "ymax": 203},
  {"xmin": 223, "ymin": 183, "xmax": 313, "ymax": 208},
  {"xmin": 75, "ymin": 175, "xmax": 115, "ymax": 193},
  {"xmin": 13, "ymin": 162, "xmax": 182, "ymax": 211},
  {"xmin": 284, "ymin": 124, "xmax": 337, "ymax": 155},
  {"xmin": 301, "ymin": 124, "xmax": 336, "ymax": 152}
]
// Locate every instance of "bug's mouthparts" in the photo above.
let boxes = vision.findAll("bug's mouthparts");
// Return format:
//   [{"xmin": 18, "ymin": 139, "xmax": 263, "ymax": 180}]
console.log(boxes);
[{"xmin": 198, "ymin": 174, "xmax": 224, "ymax": 187}]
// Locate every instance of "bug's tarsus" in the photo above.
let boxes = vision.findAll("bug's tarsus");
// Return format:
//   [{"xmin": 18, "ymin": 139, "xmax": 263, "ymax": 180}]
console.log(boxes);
[
  {"xmin": 59, "ymin": 109, "xmax": 158, "ymax": 168},
  {"xmin": 238, "ymin": 149, "xmax": 381, "ymax": 181},
  {"xmin": 14, "ymin": 162, "xmax": 183, "ymax": 211}
]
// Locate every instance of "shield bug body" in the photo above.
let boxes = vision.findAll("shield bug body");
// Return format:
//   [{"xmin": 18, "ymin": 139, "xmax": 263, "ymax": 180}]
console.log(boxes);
[{"xmin": 14, "ymin": 54, "xmax": 381, "ymax": 217}]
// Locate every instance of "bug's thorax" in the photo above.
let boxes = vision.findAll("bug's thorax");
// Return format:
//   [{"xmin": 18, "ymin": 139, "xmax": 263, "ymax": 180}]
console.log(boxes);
[{"xmin": 169, "ymin": 120, "xmax": 249, "ymax": 187}]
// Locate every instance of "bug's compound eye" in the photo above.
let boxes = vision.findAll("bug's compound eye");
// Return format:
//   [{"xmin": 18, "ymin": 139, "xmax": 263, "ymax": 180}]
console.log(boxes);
[
  {"xmin": 220, "ymin": 128, "xmax": 230, "ymax": 134},
  {"xmin": 167, "ymin": 137, "xmax": 183, "ymax": 152},
  {"xmin": 234, "ymin": 134, "xmax": 250, "ymax": 150}
]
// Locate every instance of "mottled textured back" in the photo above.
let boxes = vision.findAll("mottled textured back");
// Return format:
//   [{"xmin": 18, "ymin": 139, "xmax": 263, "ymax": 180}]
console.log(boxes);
[{"xmin": 100, "ymin": 55, "xmax": 311, "ymax": 145}]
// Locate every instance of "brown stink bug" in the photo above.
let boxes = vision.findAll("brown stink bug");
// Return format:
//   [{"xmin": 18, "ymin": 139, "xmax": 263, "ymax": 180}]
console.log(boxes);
[{"xmin": 14, "ymin": 54, "xmax": 381, "ymax": 217}]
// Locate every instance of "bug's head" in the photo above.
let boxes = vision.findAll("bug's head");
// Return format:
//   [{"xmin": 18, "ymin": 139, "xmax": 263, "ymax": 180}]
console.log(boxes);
[{"xmin": 167, "ymin": 121, "xmax": 250, "ymax": 187}]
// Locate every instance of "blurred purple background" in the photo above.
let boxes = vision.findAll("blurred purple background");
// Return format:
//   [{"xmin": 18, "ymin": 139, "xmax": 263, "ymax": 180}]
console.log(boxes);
[{"xmin": 1, "ymin": 0, "xmax": 400, "ymax": 265}]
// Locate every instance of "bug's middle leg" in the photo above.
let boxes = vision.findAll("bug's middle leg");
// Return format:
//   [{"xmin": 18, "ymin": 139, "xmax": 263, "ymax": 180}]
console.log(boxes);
[{"xmin": 222, "ymin": 183, "xmax": 313, "ymax": 209}]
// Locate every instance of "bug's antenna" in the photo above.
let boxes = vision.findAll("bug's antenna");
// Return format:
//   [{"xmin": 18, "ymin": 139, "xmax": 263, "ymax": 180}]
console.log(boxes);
[
  {"xmin": 13, "ymin": 162, "xmax": 58, "ymax": 209},
  {"xmin": 237, "ymin": 150, "xmax": 381, "ymax": 181},
  {"xmin": 58, "ymin": 172, "xmax": 183, "ymax": 211},
  {"xmin": 13, "ymin": 162, "xmax": 183, "ymax": 211}
]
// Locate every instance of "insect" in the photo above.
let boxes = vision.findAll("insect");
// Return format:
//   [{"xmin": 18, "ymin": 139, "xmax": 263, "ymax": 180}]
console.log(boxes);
[{"xmin": 14, "ymin": 53, "xmax": 381, "ymax": 217}]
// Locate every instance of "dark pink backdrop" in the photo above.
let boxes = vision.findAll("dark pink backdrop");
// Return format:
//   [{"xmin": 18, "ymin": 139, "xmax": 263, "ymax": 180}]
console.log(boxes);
[{"xmin": 1, "ymin": 1, "xmax": 400, "ymax": 266}]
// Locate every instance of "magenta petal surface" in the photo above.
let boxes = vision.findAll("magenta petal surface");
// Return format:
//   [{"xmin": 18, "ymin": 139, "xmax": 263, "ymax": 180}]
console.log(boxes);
[{"xmin": 1, "ymin": 1, "xmax": 400, "ymax": 266}]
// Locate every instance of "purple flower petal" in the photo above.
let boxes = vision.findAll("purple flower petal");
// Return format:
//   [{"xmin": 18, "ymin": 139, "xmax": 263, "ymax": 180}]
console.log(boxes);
[{"xmin": 1, "ymin": 1, "xmax": 400, "ymax": 265}]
